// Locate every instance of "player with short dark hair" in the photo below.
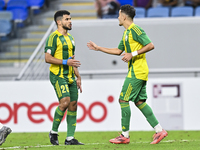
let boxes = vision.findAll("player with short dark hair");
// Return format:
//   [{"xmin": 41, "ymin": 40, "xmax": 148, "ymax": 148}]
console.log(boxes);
[
  {"xmin": 120, "ymin": 4, "xmax": 135, "ymax": 19},
  {"xmin": 87, "ymin": 4, "xmax": 168, "ymax": 144},
  {"xmin": 45, "ymin": 10, "xmax": 83, "ymax": 145}
]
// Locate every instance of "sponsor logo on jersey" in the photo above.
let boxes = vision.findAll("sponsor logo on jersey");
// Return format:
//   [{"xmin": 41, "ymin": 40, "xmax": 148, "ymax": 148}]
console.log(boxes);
[
  {"xmin": 63, "ymin": 42, "xmax": 68, "ymax": 45},
  {"xmin": 72, "ymin": 40, "xmax": 75, "ymax": 46},
  {"xmin": 125, "ymin": 35, "xmax": 128, "ymax": 41}
]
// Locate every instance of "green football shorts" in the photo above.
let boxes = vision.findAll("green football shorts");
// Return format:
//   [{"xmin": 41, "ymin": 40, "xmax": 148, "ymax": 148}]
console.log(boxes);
[
  {"xmin": 50, "ymin": 72, "xmax": 78, "ymax": 101},
  {"xmin": 119, "ymin": 77, "xmax": 147, "ymax": 103}
]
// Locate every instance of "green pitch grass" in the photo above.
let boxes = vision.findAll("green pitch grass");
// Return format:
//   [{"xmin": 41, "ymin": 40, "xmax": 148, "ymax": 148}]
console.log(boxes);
[{"xmin": 1, "ymin": 131, "xmax": 200, "ymax": 150}]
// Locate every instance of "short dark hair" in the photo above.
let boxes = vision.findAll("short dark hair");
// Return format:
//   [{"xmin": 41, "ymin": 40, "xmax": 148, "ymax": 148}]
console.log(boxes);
[
  {"xmin": 54, "ymin": 10, "xmax": 70, "ymax": 25},
  {"xmin": 120, "ymin": 4, "xmax": 135, "ymax": 19}
]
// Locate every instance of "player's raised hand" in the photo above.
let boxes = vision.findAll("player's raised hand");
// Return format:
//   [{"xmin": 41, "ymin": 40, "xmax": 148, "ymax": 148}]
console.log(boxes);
[
  {"xmin": 87, "ymin": 41, "xmax": 99, "ymax": 51},
  {"xmin": 67, "ymin": 55, "xmax": 81, "ymax": 67}
]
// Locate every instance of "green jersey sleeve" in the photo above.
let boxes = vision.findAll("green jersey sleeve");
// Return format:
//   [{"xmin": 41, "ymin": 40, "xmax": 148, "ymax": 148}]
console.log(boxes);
[
  {"xmin": 44, "ymin": 33, "xmax": 57, "ymax": 56},
  {"xmin": 118, "ymin": 39, "xmax": 125, "ymax": 51},
  {"xmin": 130, "ymin": 26, "xmax": 151, "ymax": 46}
]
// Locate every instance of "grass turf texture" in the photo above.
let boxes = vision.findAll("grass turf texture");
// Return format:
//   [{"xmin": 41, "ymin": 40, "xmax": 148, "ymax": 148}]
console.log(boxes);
[{"xmin": 1, "ymin": 131, "xmax": 200, "ymax": 150}]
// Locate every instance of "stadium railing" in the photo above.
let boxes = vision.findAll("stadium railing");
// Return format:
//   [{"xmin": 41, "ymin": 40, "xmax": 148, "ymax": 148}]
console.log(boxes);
[
  {"xmin": 79, "ymin": 68, "xmax": 200, "ymax": 79},
  {"xmin": 15, "ymin": 21, "xmax": 55, "ymax": 80}
]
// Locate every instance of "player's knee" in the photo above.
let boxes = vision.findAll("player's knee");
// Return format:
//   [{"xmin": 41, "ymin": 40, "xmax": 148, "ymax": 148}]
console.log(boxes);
[
  {"xmin": 119, "ymin": 99, "xmax": 127, "ymax": 103},
  {"xmin": 135, "ymin": 100, "xmax": 146, "ymax": 106},
  {"xmin": 68, "ymin": 101, "xmax": 78, "ymax": 111},
  {"xmin": 59, "ymin": 97, "xmax": 70, "ymax": 111}
]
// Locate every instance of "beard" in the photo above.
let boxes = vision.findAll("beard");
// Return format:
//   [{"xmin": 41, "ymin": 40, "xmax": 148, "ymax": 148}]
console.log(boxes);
[
  {"xmin": 119, "ymin": 23, "xmax": 122, "ymax": 26},
  {"xmin": 63, "ymin": 25, "xmax": 72, "ymax": 30},
  {"xmin": 118, "ymin": 20, "xmax": 122, "ymax": 26}
]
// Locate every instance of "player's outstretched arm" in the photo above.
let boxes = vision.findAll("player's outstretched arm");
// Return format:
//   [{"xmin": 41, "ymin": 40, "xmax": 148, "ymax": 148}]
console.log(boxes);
[
  {"xmin": 87, "ymin": 40, "xmax": 123, "ymax": 55},
  {"xmin": 45, "ymin": 53, "xmax": 81, "ymax": 68}
]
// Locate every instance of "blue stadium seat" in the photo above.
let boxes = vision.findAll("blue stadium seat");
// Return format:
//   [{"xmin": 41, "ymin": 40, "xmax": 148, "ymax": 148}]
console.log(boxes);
[
  {"xmin": 194, "ymin": 6, "xmax": 200, "ymax": 16},
  {"xmin": 28, "ymin": 0, "xmax": 45, "ymax": 8},
  {"xmin": 28, "ymin": 0, "xmax": 45, "ymax": 21},
  {"xmin": 0, "ymin": 11, "xmax": 13, "ymax": 39},
  {"xmin": 6, "ymin": 0, "xmax": 28, "ymax": 7},
  {"xmin": 0, "ymin": 0, "xmax": 5, "ymax": 10},
  {"xmin": 6, "ymin": 0, "xmax": 29, "ymax": 22},
  {"xmin": 118, "ymin": 0, "xmax": 133, "ymax": 6},
  {"xmin": 147, "ymin": 7, "xmax": 170, "ymax": 18},
  {"xmin": 0, "ymin": 10, "xmax": 13, "ymax": 21},
  {"xmin": 0, "ymin": 19, "xmax": 12, "ymax": 36},
  {"xmin": 135, "ymin": 7, "xmax": 146, "ymax": 18},
  {"xmin": 171, "ymin": 6, "xmax": 194, "ymax": 17}
]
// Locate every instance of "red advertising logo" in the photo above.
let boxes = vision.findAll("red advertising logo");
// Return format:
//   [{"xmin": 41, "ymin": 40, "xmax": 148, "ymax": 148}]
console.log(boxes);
[{"xmin": 0, "ymin": 96, "xmax": 114, "ymax": 124}]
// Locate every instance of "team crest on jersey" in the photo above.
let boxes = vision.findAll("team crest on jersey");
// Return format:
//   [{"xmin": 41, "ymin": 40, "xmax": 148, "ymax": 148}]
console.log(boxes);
[
  {"xmin": 125, "ymin": 35, "xmax": 128, "ymax": 41},
  {"xmin": 72, "ymin": 40, "xmax": 75, "ymax": 46},
  {"xmin": 63, "ymin": 41, "xmax": 67, "ymax": 45}
]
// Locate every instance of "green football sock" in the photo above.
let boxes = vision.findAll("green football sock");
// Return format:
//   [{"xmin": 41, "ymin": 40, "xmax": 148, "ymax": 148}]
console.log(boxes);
[
  {"xmin": 66, "ymin": 110, "xmax": 77, "ymax": 137},
  {"xmin": 120, "ymin": 102, "xmax": 131, "ymax": 132},
  {"xmin": 137, "ymin": 102, "xmax": 158, "ymax": 128},
  {"xmin": 52, "ymin": 106, "xmax": 65, "ymax": 132}
]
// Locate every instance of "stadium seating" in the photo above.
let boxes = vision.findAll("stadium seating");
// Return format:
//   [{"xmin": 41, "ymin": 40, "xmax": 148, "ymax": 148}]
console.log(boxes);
[
  {"xmin": 118, "ymin": 0, "xmax": 133, "ymax": 6},
  {"xmin": 0, "ymin": 0, "xmax": 5, "ymax": 10},
  {"xmin": 171, "ymin": 6, "xmax": 194, "ymax": 17},
  {"xmin": 147, "ymin": 7, "xmax": 170, "ymax": 18},
  {"xmin": 6, "ymin": 0, "xmax": 29, "ymax": 22},
  {"xmin": 0, "ymin": 20, "xmax": 12, "ymax": 36},
  {"xmin": 0, "ymin": 11, "xmax": 13, "ymax": 36},
  {"xmin": 135, "ymin": 7, "xmax": 146, "ymax": 18},
  {"xmin": 0, "ymin": 10, "xmax": 13, "ymax": 21},
  {"xmin": 194, "ymin": 6, "xmax": 200, "ymax": 16},
  {"xmin": 28, "ymin": 0, "xmax": 45, "ymax": 23},
  {"xmin": 28, "ymin": 0, "xmax": 45, "ymax": 8}
]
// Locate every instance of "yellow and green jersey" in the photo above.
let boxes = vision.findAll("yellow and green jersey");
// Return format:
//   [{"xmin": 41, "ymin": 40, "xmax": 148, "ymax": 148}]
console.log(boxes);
[
  {"xmin": 45, "ymin": 30, "xmax": 75, "ymax": 82},
  {"xmin": 118, "ymin": 23, "xmax": 151, "ymax": 81}
]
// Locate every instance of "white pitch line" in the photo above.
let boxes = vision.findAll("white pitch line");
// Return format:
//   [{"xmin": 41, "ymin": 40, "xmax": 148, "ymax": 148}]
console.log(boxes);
[
  {"xmin": 0, "ymin": 145, "xmax": 54, "ymax": 149},
  {"xmin": 0, "ymin": 139, "xmax": 195, "ymax": 149}
]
